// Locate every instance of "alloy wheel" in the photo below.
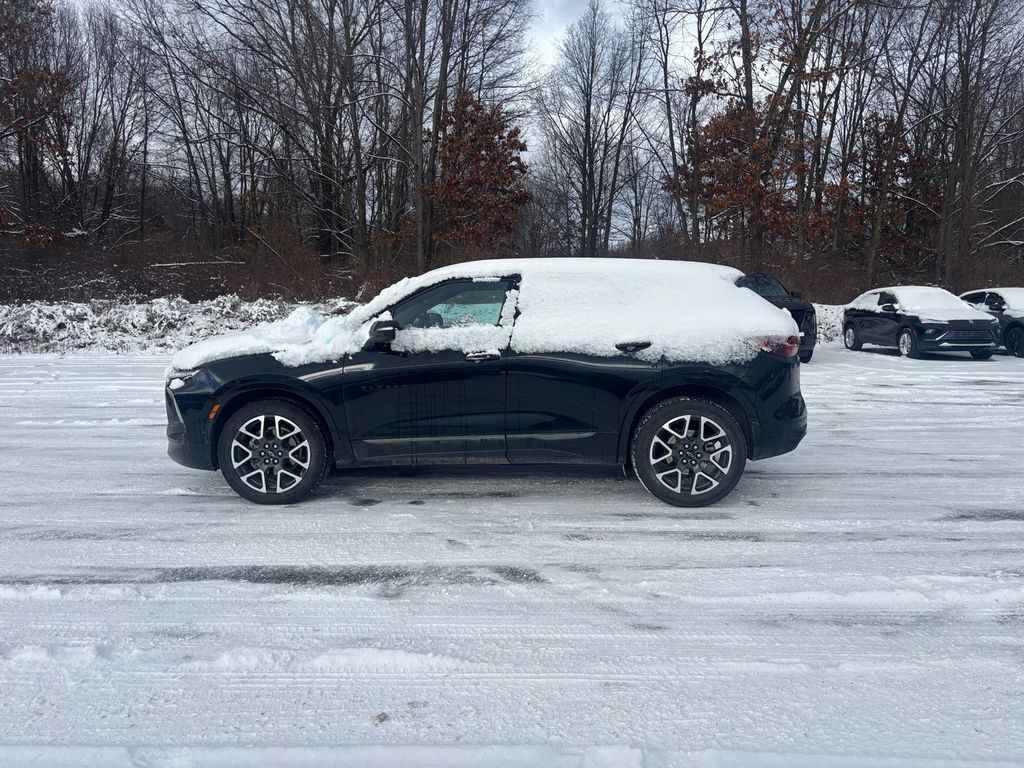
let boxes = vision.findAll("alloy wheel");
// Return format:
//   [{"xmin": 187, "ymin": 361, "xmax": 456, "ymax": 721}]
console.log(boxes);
[
  {"xmin": 229, "ymin": 415, "xmax": 311, "ymax": 494},
  {"xmin": 899, "ymin": 332, "xmax": 913, "ymax": 357},
  {"xmin": 648, "ymin": 414, "xmax": 732, "ymax": 496}
]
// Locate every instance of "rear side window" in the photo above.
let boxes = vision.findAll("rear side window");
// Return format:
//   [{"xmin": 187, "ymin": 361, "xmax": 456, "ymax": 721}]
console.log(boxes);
[
  {"xmin": 393, "ymin": 279, "xmax": 514, "ymax": 329},
  {"xmin": 737, "ymin": 275, "xmax": 788, "ymax": 299}
]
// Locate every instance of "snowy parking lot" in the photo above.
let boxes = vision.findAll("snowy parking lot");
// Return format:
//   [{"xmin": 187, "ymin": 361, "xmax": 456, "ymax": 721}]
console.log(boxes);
[{"xmin": 1, "ymin": 346, "xmax": 1023, "ymax": 767}]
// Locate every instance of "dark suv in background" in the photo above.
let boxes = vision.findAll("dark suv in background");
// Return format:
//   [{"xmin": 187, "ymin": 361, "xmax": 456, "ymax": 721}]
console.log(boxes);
[{"xmin": 735, "ymin": 273, "xmax": 817, "ymax": 363}]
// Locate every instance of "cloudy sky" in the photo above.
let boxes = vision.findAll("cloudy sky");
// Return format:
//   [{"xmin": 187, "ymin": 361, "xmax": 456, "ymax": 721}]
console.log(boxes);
[{"xmin": 528, "ymin": 0, "xmax": 589, "ymax": 66}]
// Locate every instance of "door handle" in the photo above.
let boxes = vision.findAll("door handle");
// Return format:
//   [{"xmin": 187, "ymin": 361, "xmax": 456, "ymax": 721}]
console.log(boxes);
[
  {"xmin": 465, "ymin": 351, "xmax": 500, "ymax": 363},
  {"xmin": 615, "ymin": 341, "xmax": 652, "ymax": 354}
]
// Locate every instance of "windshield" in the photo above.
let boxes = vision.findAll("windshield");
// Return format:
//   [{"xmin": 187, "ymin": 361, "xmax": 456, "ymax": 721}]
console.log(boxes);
[
  {"xmin": 737, "ymin": 275, "xmax": 789, "ymax": 300},
  {"xmin": 893, "ymin": 287, "xmax": 968, "ymax": 310}
]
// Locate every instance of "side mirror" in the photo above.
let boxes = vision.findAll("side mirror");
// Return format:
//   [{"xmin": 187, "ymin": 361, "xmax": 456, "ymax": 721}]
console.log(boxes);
[
  {"xmin": 987, "ymin": 301, "xmax": 1005, "ymax": 313},
  {"xmin": 363, "ymin": 319, "xmax": 398, "ymax": 350},
  {"xmin": 881, "ymin": 303, "xmax": 897, "ymax": 313},
  {"xmin": 789, "ymin": 290, "xmax": 803, "ymax": 299}
]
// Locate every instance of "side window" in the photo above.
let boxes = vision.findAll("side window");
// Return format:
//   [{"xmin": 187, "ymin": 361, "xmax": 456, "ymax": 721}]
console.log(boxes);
[
  {"xmin": 878, "ymin": 292, "xmax": 897, "ymax": 308},
  {"xmin": 962, "ymin": 292, "xmax": 986, "ymax": 305},
  {"xmin": 985, "ymin": 292, "xmax": 1004, "ymax": 309},
  {"xmin": 393, "ymin": 279, "xmax": 513, "ymax": 330}
]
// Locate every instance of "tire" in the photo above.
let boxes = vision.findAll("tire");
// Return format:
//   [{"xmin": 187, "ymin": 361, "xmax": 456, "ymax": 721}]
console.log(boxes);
[
  {"xmin": 843, "ymin": 324, "xmax": 862, "ymax": 351},
  {"xmin": 1006, "ymin": 327, "xmax": 1024, "ymax": 358},
  {"xmin": 799, "ymin": 349, "xmax": 814, "ymax": 364},
  {"xmin": 217, "ymin": 399, "xmax": 330, "ymax": 504},
  {"xmin": 970, "ymin": 350, "xmax": 993, "ymax": 360},
  {"xmin": 631, "ymin": 397, "xmax": 748, "ymax": 508},
  {"xmin": 897, "ymin": 328, "xmax": 920, "ymax": 359}
]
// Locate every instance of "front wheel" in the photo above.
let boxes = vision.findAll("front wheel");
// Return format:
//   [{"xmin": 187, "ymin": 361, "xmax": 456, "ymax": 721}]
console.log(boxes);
[
  {"xmin": 631, "ymin": 398, "xmax": 748, "ymax": 507},
  {"xmin": 217, "ymin": 399, "xmax": 329, "ymax": 504},
  {"xmin": 898, "ymin": 328, "xmax": 921, "ymax": 359},
  {"xmin": 1006, "ymin": 327, "xmax": 1024, "ymax": 358},
  {"xmin": 844, "ymin": 325, "xmax": 862, "ymax": 351}
]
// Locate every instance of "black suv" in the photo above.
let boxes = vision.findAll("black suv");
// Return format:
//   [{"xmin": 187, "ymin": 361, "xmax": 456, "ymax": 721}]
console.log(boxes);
[
  {"xmin": 735, "ymin": 273, "xmax": 816, "ymax": 363},
  {"xmin": 844, "ymin": 286, "xmax": 1000, "ymax": 358},
  {"xmin": 166, "ymin": 259, "xmax": 806, "ymax": 508},
  {"xmin": 960, "ymin": 288, "xmax": 1024, "ymax": 357}
]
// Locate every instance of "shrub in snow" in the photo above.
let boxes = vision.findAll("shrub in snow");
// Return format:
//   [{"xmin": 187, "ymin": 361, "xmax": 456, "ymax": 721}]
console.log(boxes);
[{"xmin": 0, "ymin": 296, "xmax": 341, "ymax": 354}]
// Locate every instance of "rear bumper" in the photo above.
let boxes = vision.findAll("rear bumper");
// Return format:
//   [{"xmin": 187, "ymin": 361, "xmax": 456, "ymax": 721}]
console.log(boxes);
[
  {"xmin": 747, "ymin": 358, "xmax": 807, "ymax": 461},
  {"xmin": 750, "ymin": 392, "xmax": 807, "ymax": 459}
]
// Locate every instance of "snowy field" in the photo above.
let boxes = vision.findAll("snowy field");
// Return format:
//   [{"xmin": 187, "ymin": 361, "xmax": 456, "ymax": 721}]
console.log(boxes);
[{"xmin": 1, "ymin": 346, "xmax": 1023, "ymax": 767}]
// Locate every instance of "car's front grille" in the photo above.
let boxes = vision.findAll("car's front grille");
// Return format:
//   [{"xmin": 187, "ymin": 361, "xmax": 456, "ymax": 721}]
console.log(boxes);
[{"xmin": 939, "ymin": 329, "xmax": 994, "ymax": 343}]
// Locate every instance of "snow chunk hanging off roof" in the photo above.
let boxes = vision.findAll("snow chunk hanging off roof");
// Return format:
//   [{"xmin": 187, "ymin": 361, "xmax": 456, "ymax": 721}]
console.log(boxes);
[{"xmin": 173, "ymin": 258, "xmax": 798, "ymax": 369}]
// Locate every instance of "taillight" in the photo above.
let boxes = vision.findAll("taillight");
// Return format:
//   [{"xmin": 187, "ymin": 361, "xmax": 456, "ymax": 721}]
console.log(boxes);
[{"xmin": 753, "ymin": 335, "xmax": 799, "ymax": 358}]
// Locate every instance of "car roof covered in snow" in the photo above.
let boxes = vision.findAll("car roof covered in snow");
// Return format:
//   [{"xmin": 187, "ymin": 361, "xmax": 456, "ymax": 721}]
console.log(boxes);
[
  {"xmin": 173, "ymin": 258, "xmax": 798, "ymax": 370},
  {"xmin": 849, "ymin": 285, "xmax": 992, "ymax": 322},
  {"xmin": 963, "ymin": 287, "xmax": 1024, "ymax": 310}
]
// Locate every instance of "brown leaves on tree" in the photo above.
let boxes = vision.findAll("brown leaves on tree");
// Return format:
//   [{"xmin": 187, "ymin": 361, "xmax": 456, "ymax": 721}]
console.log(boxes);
[{"xmin": 425, "ymin": 90, "xmax": 531, "ymax": 259}]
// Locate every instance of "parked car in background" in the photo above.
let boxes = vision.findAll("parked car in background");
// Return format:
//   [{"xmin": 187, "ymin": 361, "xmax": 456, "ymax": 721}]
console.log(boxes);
[
  {"xmin": 959, "ymin": 288, "xmax": 1024, "ymax": 357},
  {"xmin": 166, "ymin": 259, "xmax": 806, "ymax": 508},
  {"xmin": 843, "ymin": 286, "xmax": 1000, "ymax": 359},
  {"xmin": 735, "ymin": 272, "xmax": 816, "ymax": 363}
]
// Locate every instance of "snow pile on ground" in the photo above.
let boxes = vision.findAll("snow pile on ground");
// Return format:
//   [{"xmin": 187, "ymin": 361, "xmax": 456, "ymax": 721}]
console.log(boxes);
[
  {"xmin": 0, "ymin": 296, "xmax": 352, "ymax": 354},
  {"xmin": 180, "ymin": 259, "xmax": 799, "ymax": 369},
  {"xmin": 813, "ymin": 304, "xmax": 844, "ymax": 343}
]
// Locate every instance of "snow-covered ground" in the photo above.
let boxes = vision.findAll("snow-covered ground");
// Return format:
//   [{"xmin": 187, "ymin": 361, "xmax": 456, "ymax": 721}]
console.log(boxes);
[{"xmin": 1, "ymin": 346, "xmax": 1023, "ymax": 767}]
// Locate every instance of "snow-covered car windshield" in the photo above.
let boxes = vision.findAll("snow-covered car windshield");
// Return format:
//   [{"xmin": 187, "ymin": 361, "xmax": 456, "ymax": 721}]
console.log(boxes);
[{"xmin": 893, "ymin": 287, "xmax": 968, "ymax": 310}]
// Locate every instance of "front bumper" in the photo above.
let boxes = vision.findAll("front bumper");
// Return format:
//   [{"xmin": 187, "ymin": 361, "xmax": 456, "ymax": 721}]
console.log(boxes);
[{"xmin": 166, "ymin": 387, "xmax": 217, "ymax": 471}]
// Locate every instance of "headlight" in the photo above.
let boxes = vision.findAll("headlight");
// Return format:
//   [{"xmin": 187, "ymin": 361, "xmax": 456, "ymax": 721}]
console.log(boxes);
[
  {"xmin": 167, "ymin": 370, "xmax": 197, "ymax": 390},
  {"xmin": 166, "ymin": 368, "xmax": 217, "ymax": 391}
]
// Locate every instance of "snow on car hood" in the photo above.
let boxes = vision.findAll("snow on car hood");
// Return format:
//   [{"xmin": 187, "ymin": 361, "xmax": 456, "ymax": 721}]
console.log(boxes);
[
  {"xmin": 172, "ymin": 258, "xmax": 798, "ymax": 369},
  {"xmin": 170, "ymin": 306, "xmax": 326, "ymax": 370},
  {"xmin": 908, "ymin": 306, "xmax": 995, "ymax": 323}
]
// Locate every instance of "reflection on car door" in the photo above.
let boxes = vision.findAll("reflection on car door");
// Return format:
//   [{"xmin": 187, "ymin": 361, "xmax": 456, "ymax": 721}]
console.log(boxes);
[
  {"xmin": 337, "ymin": 277, "xmax": 517, "ymax": 465},
  {"xmin": 505, "ymin": 350, "xmax": 660, "ymax": 464},
  {"xmin": 874, "ymin": 291, "xmax": 901, "ymax": 345}
]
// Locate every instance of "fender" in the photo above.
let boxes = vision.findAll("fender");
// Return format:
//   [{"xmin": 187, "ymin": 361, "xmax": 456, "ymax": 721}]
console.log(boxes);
[
  {"xmin": 616, "ymin": 365, "xmax": 758, "ymax": 463},
  {"xmin": 207, "ymin": 372, "xmax": 354, "ymax": 469}
]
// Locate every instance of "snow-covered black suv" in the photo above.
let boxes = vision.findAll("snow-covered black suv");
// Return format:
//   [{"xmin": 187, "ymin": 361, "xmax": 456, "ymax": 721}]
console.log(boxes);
[
  {"xmin": 735, "ymin": 272, "xmax": 816, "ymax": 363},
  {"xmin": 960, "ymin": 288, "xmax": 1024, "ymax": 357},
  {"xmin": 166, "ymin": 259, "xmax": 806, "ymax": 507},
  {"xmin": 844, "ymin": 286, "xmax": 1000, "ymax": 358}
]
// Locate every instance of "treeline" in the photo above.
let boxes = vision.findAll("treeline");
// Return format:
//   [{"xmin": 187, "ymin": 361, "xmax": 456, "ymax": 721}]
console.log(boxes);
[{"xmin": 1, "ymin": 0, "xmax": 1023, "ymax": 303}]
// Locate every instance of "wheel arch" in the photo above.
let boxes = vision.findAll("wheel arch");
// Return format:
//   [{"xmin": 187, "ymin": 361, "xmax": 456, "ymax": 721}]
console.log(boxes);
[
  {"xmin": 619, "ymin": 384, "xmax": 755, "ymax": 464},
  {"xmin": 1003, "ymin": 320, "xmax": 1024, "ymax": 343},
  {"xmin": 208, "ymin": 387, "xmax": 340, "ymax": 470}
]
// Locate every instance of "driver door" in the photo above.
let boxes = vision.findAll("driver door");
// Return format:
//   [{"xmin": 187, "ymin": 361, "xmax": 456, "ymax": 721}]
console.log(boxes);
[{"xmin": 339, "ymin": 277, "xmax": 517, "ymax": 465}]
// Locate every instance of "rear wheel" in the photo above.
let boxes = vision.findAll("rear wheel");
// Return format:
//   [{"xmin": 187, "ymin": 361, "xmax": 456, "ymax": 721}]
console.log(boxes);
[
  {"xmin": 217, "ymin": 399, "xmax": 329, "ymax": 504},
  {"xmin": 631, "ymin": 398, "xmax": 747, "ymax": 508},
  {"xmin": 1006, "ymin": 327, "xmax": 1024, "ymax": 358},
  {"xmin": 970, "ymin": 350, "xmax": 993, "ymax": 360},
  {"xmin": 898, "ymin": 328, "xmax": 920, "ymax": 359},
  {"xmin": 799, "ymin": 349, "xmax": 814, "ymax": 363},
  {"xmin": 843, "ymin": 325, "xmax": 862, "ymax": 351}
]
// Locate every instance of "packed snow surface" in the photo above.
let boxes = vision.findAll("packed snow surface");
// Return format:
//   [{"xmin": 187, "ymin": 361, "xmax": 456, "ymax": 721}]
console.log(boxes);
[
  {"xmin": 2, "ymin": 346, "xmax": 1024, "ymax": 766},
  {"xmin": 172, "ymin": 259, "xmax": 798, "ymax": 370}
]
